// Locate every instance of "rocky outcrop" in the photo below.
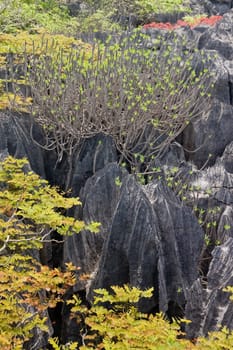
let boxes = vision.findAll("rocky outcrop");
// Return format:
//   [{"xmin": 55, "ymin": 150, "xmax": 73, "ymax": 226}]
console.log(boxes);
[
  {"xmin": 0, "ymin": 111, "xmax": 46, "ymax": 177},
  {"xmin": 0, "ymin": 3, "xmax": 233, "ymax": 348},
  {"xmin": 190, "ymin": 0, "xmax": 233, "ymax": 16},
  {"xmin": 63, "ymin": 163, "xmax": 127, "ymax": 290},
  {"xmin": 71, "ymin": 133, "xmax": 118, "ymax": 196},
  {"xmin": 182, "ymin": 10, "xmax": 233, "ymax": 168},
  {"xmin": 63, "ymin": 162, "xmax": 204, "ymax": 320},
  {"xmin": 201, "ymin": 237, "xmax": 233, "ymax": 334},
  {"xmin": 0, "ymin": 111, "xmax": 76, "ymax": 188},
  {"xmin": 142, "ymin": 11, "xmax": 233, "ymax": 170},
  {"xmin": 134, "ymin": 137, "xmax": 233, "ymax": 338},
  {"xmin": 60, "ymin": 8, "xmax": 233, "ymax": 343},
  {"xmin": 172, "ymin": 142, "xmax": 233, "ymax": 338},
  {"xmin": 186, "ymin": 238, "xmax": 233, "ymax": 338},
  {"xmin": 62, "ymin": 136, "xmax": 233, "ymax": 341}
]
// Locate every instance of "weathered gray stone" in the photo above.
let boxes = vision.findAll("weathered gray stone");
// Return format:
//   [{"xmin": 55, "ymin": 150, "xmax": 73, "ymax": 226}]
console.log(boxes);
[
  {"xmin": 63, "ymin": 163, "xmax": 127, "ymax": 291},
  {"xmin": 217, "ymin": 141, "xmax": 233, "ymax": 173},
  {"xmin": 66, "ymin": 163, "xmax": 204, "ymax": 318},
  {"xmin": 186, "ymin": 238, "xmax": 233, "ymax": 337},
  {"xmin": 143, "ymin": 11, "xmax": 233, "ymax": 170},
  {"xmin": 182, "ymin": 11, "xmax": 233, "ymax": 169},
  {"xmin": 151, "ymin": 141, "xmax": 186, "ymax": 169},
  {"xmin": 202, "ymin": 238, "xmax": 233, "ymax": 334},
  {"xmin": 185, "ymin": 278, "xmax": 204, "ymax": 339},
  {"xmin": 198, "ymin": 11, "xmax": 233, "ymax": 59},
  {"xmin": 0, "ymin": 111, "xmax": 46, "ymax": 177},
  {"xmin": 71, "ymin": 133, "xmax": 118, "ymax": 196},
  {"xmin": 182, "ymin": 101, "xmax": 233, "ymax": 169},
  {"xmin": 1, "ymin": 4, "xmax": 233, "ymax": 347},
  {"xmin": 190, "ymin": 0, "xmax": 233, "ymax": 16},
  {"xmin": 177, "ymin": 145, "xmax": 233, "ymax": 338}
]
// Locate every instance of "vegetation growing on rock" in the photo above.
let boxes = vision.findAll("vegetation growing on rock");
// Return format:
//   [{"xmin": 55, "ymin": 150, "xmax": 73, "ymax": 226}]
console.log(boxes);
[
  {"xmin": 77, "ymin": 0, "xmax": 191, "ymax": 32},
  {"xmin": 49, "ymin": 285, "xmax": 233, "ymax": 350},
  {"xmin": 0, "ymin": 1, "xmax": 232, "ymax": 349},
  {"xmin": 0, "ymin": 156, "xmax": 99, "ymax": 349},
  {"xmin": 14, "ymin": 30, "xmax": 213, "ymax": 177},
  {"xmin": 143, "ymin": 15, "xmax": 223, "ymax": 29},
  {"xmin": 0, "ymin": 0, "xmax": 78, "ymax": 34}
]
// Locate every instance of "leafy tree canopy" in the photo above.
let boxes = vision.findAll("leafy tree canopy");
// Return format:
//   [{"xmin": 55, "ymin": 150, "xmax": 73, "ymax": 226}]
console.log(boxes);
[{"xmin": 0, "ymin": 156, "xmax": 99, "ymax": 349}]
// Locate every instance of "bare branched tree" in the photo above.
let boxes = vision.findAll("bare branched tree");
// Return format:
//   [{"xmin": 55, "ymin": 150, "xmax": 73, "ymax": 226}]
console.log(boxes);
[{"xmin": 10, "ymin": 30, "xmax": 214, "ymax": 183}]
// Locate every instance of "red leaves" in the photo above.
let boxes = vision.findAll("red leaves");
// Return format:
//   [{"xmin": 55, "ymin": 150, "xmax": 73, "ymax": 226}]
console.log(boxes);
[
  {"xmin": 143, "ymin": 15, "xmax": 223, "ymax": 30},
  {"xmin": 197, "ymin": 16, "xmax": 223, "ymax": 26},
  {"xmin": 143, "ymin": 22, "xmax": 175, "ymax": 30}
]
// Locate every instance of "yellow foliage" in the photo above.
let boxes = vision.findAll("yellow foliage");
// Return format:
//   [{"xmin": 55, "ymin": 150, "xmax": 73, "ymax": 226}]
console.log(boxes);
[
  {"xmin": 0, "ymin": 55, "xmax": 6, "ymax": 66},
  {"xmin": 59, "ymin": 284, "xmax": 233, "ymax": 350},
  {"xmin": 0, "ymin": 30, "xmax": 92, "ymax": 111},
  {"xmin": 0, "ymin": 156, "xmax": 100, "ymax": 349},
  {"xmin": 0, "ymin": 92, "xmax": 32, "ymax": 111},
  {"xmin": 66, "ymin": 285, "xmax": 192, "ymax": 350},
  {"xmin": 0, "ymin": 156, "xmax": 100, "ymax": 245},
  {"xmin": 0, "ymin": 30, "xmax": 91, "ymax": 56}
]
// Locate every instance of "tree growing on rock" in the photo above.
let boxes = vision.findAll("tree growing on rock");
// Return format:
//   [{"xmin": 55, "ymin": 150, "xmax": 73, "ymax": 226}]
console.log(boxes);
[
  {"xmin": 0, "ymin": 155, "xmax": 99, "ymax": 349},
  {"xmin": 14, "ymin": 29, "xmax": 214, "ymax": 186}
]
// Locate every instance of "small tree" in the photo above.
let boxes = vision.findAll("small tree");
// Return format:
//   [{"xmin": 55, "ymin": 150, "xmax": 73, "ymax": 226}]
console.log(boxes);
[
  {"xmin": 16, "ymin": 30, "xmax": 213, "ymax": 182},
  {"xmin": 0, "ymin": 156, "xmax": 99, "ymax": 349}
]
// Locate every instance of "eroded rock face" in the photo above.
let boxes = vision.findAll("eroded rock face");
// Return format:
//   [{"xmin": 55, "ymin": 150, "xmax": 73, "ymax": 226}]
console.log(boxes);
[
  {"xmin": 71, "ymin": 133, "xmax": 118, "ymax": 197},
  {"xmin": 198, "ymin": 11, "xmax": 233, "ymax": 60},
  {"xmin": 60, "ymin": 10, "xmax": 233, "ymax": 342},
  {"xmin": 142, "ymin": 11, "xmax": 233, "ymax": 170},
  {"xmin": 64, "ymin": 162, "xmax": 204, "ymax": 319},
  {"xmin": 207, "ymin": 0, "xmax": 233, "ymax": 15},
  {"xmin": 182, "ymin": 11, "xmax": 233, "ymax": 168},
  {"xmin": 190, "ymin": 0, "xmax": 233, "ymax": 15},
  {"xmin": 1, "ymin": 4, "xmax": 233, "ymax": 348},
  {"xmin": 142, "ymin": 139, "xmax": 233, "ymax": 338},
  {"xmin": 201, "ymin": 238, "xmax": 233, "ymax": 334},
  {"xmin": 175, "ymin": 144, "xmax": 233, "ymax": 338},
  {"xmin": 0, "ymin": 111, "xmax": 78, "ymax": 189},
  {"xmin": 186, "ymin": 238, "xmax": 233, "ymax": 338},
  {"xmin": 0, "ymin": 111, "xmax": 46, "ymax": 177},
  {"xmin": 63, "ymin": 163, "xmax": 127, "ymax": 291}
]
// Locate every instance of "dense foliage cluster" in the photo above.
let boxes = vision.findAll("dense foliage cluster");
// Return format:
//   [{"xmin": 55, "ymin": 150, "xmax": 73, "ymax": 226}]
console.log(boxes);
[
  {"xmin": 0, "ymin": 32, "xmax": 91, "ymax": 111},
  {"xmin": 0, "ymin": 156, "xmax": 99, "ymax": 349},
  {"xmin": 50, "ymin": 285, "xmax": 233, "ymax": 350},
  {"xmin": 12, "ymin": 30, "xmax": 213, "ymax": 178},
  {"xmin": 0, "ymin": 0, "xmax": 77, "ymax": 34}
]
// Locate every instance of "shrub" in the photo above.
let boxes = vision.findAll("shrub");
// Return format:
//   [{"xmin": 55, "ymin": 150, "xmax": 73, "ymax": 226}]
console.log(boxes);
[
  {"xmin": 16, "ymin": 30, "xmax": 213, "ymax": 174},
  {"xmin": 76, "ymin": 9, "xmax": 122, "ymax": 33},
  {"xmin": 76, "ymin": 0, "xmax": 191, "ymax": 32},
  {"xmin": 85, "ymin": 0, "xmax": 190, "ymax": 19},
  {"xmin": 49, "ymin": 284, "xmax": 233, "ymax": 350},
  {"xmin": 67, "ymin": 285, "xmax": 193, "ymax": 349},
  {"xmin": 0, "ymin": 156, "xmax": 99, "ymax": 349},
  {"xmin": 0, "ymin": 31, "xmax": 91, "ymax": 111},
  {"xmin": 0, "ymin": 0, "xmax": 78, "ymax": 34}
]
